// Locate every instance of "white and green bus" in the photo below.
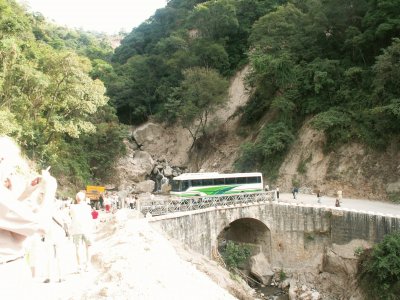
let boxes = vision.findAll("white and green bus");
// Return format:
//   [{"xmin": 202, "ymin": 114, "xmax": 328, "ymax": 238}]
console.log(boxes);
[{"xmin": 170, "ymin": 172, "xmax": 263, "ymax": 197}]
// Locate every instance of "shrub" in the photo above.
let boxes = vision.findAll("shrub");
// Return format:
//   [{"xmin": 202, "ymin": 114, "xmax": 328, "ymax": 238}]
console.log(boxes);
[
  {"xmin": 234, "ymin": 142, "xmax": 261, "ymax": 172},
  {"xmin": 222, "ymin": 241, "xmax": 251, "ymax": 270},
  {"xmin": 279, "ymin": 269, "xmax": 287, "ymax": 281},
  {"xmin": 297, "ymin": 154, "xmax": 312, "ymax": 174},
  {"xmin": 354, "ymin": 246, "xmax": 365, "ymax": 257},
  {"xmin": 357, "ymin": 231, "xmax": 400, "ymax": 299}
]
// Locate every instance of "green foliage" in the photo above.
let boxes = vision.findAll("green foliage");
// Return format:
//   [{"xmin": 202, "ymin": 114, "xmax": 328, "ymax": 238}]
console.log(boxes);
[
  {"xmin": 297, "ymin": 154, "xmax": 312, "ymax": 174},
  {"xmin": 175, "ymin": 67, "xmax": 229, "ymax": 146},
  {"xmin": 291, "ymin": 177, "xmax": 300, "ymax": 188},
  {"xmin": 0, "ymin": 0, "xmax": 125, "ymax": 191},
  {"xmin": 243, "ymin": 0, "xmax": 400, "ymax": 158},
  {"xmin": 357, "ymin": 232, "xmax": 400, "ymax": 299},
  {"xmin": 188, "ymin": 0, "xmax": 239, "ymax": 40},
  {"xmin": 222, "ymin": 241, "xmax": 251, "ymax": 270},
  {"xmin": 354, "ymin": 246, "xmax": 365, "ymax": 257},
  {"xmin": 311, "ymin": 109, "xmax": 354, "ymax": 149},
  {"xmin": 304, "ymin": 233, "xmax": 315, "ymax": 242},
  {"xmin": 106, "ymin": 0, "xmax": 282, "ymax": 126},
  {"xmin": 387, "ymin": 192, "xmax": 400, "ymax": 204},
  {"xmin": 239, "ymin": 89, "xmax": 273, "ymax": 125},
  {"xmin": 235, "ymin": 122, "xmax": 294, "ymax": 179},
  {"xmin": 279, "ymin": 269, "xmax": 287, "ymax": 281},
  {"xmin": 234, "ymin": 142, "xmax": 262, "ymax": 171}
]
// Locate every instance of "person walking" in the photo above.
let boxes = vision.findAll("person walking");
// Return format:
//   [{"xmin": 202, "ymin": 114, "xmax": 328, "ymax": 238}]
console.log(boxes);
[
  {"xmin": 291, "ymin": 187, "xmax": 299, "ymax": 200},
  {"xmin": 317, "ymin": 189, "xmax": 322, "ymax": 204},
  {"xmin": 38, "ymin": 173, "xmax": 71, "ymax": 284},
  {"xmin": 276, "ymin": 187, "xmax": 280, "ymax": 200},
  {"xmin": 99, "ymin": 193, "xmax": 104, "ymax": 209},
  {"xmin": 69, "ymin": 191, "xmax": 94, "ymax": 273}
]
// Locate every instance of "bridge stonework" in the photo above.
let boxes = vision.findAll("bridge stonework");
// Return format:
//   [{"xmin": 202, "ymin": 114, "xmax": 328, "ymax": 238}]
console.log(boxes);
[{"xmin": 151, "ymin": 202, "xmax": 400, "ymax": 269}]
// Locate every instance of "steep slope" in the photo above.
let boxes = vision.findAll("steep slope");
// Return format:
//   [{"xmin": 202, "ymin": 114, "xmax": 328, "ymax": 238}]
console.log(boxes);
[
  {"xmin": 122, "ymin": 64, "xmax": 400, "ymax": 201},
  {"xmin": 277, "ymin": 122, "xmax": 400, "ymax": 199},
  {"xmin": 126, "ymin": 66, "xmax": 253, "ymax": 173},
  {"xmin": 188, "ymin": 66, "xmax": 253, "ymax": 172}
]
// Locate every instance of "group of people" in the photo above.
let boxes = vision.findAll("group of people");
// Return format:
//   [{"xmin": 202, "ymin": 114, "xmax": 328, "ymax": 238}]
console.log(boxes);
[
  {"xmin": 98, "ymin": 192, "xmax": 137, "ymax": 213},
  {"xmin": 264, "ymin": 185, "xmax": 280, "ymax": 200},
  {"xmin": 266, "ymin": 182, "xmax": 343, "ymax": 206},
  {"xmin": 0, "ymin": 136, "xmax": 97, "ymax": 299}
]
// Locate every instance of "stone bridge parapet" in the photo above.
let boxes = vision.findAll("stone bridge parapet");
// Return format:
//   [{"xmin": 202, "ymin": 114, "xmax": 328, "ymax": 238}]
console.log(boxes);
[{"xmin": 150, "ymin": 201, "xmax": 400, "ymax": 269}]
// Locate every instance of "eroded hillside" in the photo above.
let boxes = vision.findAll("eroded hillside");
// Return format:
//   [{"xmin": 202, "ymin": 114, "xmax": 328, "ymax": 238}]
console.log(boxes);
[{"xmin": 122, "ymin": 66, "xmax": 400, "ymax": 201}]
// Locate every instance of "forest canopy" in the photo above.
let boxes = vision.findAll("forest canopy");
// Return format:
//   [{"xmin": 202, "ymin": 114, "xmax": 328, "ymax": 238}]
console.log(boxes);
[
  {"xmin": 105, "ymin": 0, "xmax": 400, "ymax": 177},
  {"xmin": 0, "ymin": 0, "xmax": 125, "ymax": 191},
  {"xmin": 1, "ymin": 0, "xmax": 400, "ymax": 187}
]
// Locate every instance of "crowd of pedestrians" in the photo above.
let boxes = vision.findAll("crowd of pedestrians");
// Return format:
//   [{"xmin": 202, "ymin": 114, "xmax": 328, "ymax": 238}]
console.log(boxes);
[{"xmin": 0, "ymin": 136, "xmax": 141, "ymax": 298}]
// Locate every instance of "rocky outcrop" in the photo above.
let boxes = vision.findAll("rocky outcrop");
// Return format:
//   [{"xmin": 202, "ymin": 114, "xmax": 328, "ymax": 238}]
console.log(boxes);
[
  {"xmin": 249, "ymin": 252, "xmax": 274, "ymax": 285},
  {"xmin": 132, "ymin": 122, "xmax": 191, "ymax": 167},
  {"xmin": 135, "ymin": 180, "xmax": 156, "ymax": 193},
  {"xmin": 115, "ymin": 148, "xmax": 154, "ymax": 188},
  {"xmin": 113, "ymin": 139, "xmax": 186, "ymax": 193}
]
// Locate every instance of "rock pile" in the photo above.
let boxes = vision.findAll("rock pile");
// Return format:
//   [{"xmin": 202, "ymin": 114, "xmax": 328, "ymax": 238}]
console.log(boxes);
[
  {"xmin": 114, "ymin": 139, "xmax": 186, "ymax": 195},
  {"xmin": 288, "ymin": 283, "xmax": 320, "ymax": 300}
]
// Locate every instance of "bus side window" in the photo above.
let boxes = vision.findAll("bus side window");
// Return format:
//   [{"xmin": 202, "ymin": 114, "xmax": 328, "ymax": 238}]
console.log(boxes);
[
  {"xmin": 247, "ymin": 177, "xmax": 258, "ymax": 183},
  {"xmin": 214, "ymin": 178, "xmax": 225, "ymax": 185},
  {"xmin": 203, "ymin": 179, "xmax": 213, "ymax": 186},
  {"xmin": 191, "ymin": 179, "xmax": 202, "ymax": 186},
  {"xmin": 237, "ymin": 177, "xmax": 246, "ymax": 184},
  {"xmin": 226, "ymin": 178, "xmax": 236, "ymax": 185},
  {"xmin": 182, "ymin": 180, "xmax": 189, "ymax": 191}
]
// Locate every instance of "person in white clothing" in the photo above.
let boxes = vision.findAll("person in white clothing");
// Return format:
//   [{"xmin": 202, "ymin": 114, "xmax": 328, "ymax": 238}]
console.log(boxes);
[
  {"xmin": 0, "ymin": 136, "xmax": 47, "ymax": 299},
  {"xmin": 69, "ymin": 191, "xmax": 93, "ymax": 272}
]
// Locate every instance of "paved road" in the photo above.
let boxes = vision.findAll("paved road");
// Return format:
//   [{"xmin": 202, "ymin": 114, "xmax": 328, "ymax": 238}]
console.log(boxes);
[{"xmin": 277, "ymin": 192, "xmax": 400, "ymax": 217}]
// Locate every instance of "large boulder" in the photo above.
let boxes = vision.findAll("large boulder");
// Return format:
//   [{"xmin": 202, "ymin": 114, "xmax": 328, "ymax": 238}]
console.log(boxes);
[
  {"xmin": 131, "ymin": 123, "xmax": 191, "ymax": 167},
  {"xmin": 135, "ymin": 180, "xmax": 156, "ymax": 193},
  {"xmin": 115, "ymin": 149, "xmax": 155, "ymax": 188},
  {"xmin": 133, "ymin": 123, "xmax": 163, "ymax": 147},
  {"xmin": 249, "ymin": 252, "xmax": 274, "ymax": 285}
]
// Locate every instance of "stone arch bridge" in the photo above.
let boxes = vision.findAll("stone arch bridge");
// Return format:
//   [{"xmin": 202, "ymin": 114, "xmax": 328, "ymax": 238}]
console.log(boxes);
[{"xmin": 146, "ymin": 193, "xmax": 400, "ymax": 270}]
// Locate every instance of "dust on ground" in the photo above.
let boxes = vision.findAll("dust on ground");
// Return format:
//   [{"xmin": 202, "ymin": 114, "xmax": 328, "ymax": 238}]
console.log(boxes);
[{"xmin": 31, "ymin": 209, "xmax": 255, "ymax": 300}]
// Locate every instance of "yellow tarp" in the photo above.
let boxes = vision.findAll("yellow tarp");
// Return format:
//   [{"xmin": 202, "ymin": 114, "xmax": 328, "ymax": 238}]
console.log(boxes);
[{"xmin": 86, "ymin": 185, "xmax": 105, "ymax": 200}]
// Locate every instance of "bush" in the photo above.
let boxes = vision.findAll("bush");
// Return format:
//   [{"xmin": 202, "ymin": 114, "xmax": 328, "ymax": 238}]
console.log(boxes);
[
  {"xmin": 222, "ymin": 241, "xmax": 251, "ymax": 270},
  {"xmin": 235, "ymin": 121, "xmax": 294, "ymax": 179},
  {"xmin": 297, "ymin": 154, "xmax": 312, "ymax": 174},
  {"xmin": 357, "ymin": 231, "xmax": 400, "ymax": 299},
  {"xmin": 279, "ymin": 269, "xmax": 287, "ymax": 281},
  {"xmin": 234, "ymin": 142, "xmax": 261, "ymax": 172}
]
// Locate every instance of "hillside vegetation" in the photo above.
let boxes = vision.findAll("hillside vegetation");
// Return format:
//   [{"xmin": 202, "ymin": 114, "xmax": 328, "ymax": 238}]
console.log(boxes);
[
  {"xmin": 0, "ymin": 0, "xmax": 125, "ymax": 192},
  {"xmin": 1, "ymin": 0, "xmax": 399, "ymax": 196},
  {"xmin": 105, "ymin": 0, "xmax": 400, "ymax": 183}
]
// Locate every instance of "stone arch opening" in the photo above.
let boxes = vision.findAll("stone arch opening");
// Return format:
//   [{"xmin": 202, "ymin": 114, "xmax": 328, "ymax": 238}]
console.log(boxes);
[
  {"xmin": 217, "ymin": 218, "xmax": 273, "ymax": 285},
  {"xmin": 218, "ymin": 217, "xmax": 271, "ymax": 260}
]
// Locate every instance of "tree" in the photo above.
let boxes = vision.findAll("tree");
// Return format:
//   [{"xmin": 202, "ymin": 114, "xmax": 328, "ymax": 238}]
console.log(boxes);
[
  {"xmin": 176, "ymin": 67, "xmax": 229, "ymax": 148},
  {"xmin": 187, "ymin": 0, "xmax": 239, "ymax": 40}
]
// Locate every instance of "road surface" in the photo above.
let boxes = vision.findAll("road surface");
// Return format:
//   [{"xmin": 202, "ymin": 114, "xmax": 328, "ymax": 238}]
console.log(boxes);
[{"xmin": 277, "ymin": 192, "xmax": 400, "ymax": 217}]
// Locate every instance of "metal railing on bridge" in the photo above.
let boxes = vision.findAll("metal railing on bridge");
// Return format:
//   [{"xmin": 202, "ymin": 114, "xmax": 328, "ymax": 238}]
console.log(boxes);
[{"xmin": 138, "ymin": 191, "xmax": 275, "ymax": 216}]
